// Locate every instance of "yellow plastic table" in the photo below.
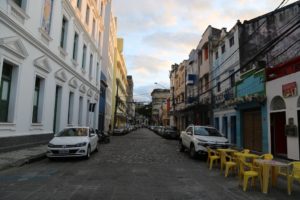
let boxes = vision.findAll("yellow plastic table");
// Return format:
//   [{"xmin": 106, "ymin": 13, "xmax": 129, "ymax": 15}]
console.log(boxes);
[{"xmin": 254, "ymin": 159, "xmax": 289, "ymax": 194}]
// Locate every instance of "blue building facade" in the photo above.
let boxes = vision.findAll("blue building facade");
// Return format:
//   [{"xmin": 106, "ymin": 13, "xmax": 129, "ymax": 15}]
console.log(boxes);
[
  {"xmin": 98, "ymin": 72, "xmax": 107, "ymax": 132},
  {"xmin": 235, "ymin": 69, "xmax": 268, "ymax": 152}
]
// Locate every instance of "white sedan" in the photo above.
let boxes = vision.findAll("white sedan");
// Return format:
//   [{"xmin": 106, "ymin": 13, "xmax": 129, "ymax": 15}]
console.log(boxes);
[{"xmin": 47, "ymin": 127, "xmax": 98, "ymax": 159}]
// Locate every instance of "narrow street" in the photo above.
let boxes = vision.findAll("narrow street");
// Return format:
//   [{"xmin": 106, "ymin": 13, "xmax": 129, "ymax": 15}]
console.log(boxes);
[{"xmin": 0, "ymin": 129, "xmax": 298, "ymax": 200}]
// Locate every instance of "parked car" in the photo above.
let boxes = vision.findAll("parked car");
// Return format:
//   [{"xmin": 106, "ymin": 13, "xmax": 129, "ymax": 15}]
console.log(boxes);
[
  {"xmin": 113, "ymin": 127, "xmax": 125, "ymax": 135},
  {"xmin": 47, "ymin": 127, "xmax": 98, "ymax": 159},
  {"xmin": 179, "ymin": 125, "xmax": 229, "ymax": 158},
  {"xmin": 163, "ymin": 126, "xmax": 178, "ymax": 139}
]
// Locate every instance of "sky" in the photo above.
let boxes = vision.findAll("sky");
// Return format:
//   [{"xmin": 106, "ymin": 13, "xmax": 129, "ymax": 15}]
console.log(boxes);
[{"xmin": 112, "ymin": 0, "xmax": 297, "ymax": 102}]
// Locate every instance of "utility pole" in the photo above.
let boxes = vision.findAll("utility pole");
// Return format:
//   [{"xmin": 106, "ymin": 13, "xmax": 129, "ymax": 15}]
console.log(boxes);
[{"xmin": 113, "ymin": 81, "xmax": 119, "ymax": 129}]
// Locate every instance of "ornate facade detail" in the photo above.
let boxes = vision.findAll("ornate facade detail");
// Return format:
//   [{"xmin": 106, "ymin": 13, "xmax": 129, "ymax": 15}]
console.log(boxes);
[
  {"xmin": 79, "ymin": 84, "xmax": 87, "ymax": 94},
  {"xmin": 55, "ymin": 69, "xmax": 68, "ymax": 82},
  {"xmin": 0, "ymin": 36, "xmax": 29, "ymax": 59},
  {"xmin": 33, "ymin": 55, "xmax": 52, "ymax": 73},
  {"xmin": 69, "ymin": 77, "xmax": 79, "ymax": 89}
]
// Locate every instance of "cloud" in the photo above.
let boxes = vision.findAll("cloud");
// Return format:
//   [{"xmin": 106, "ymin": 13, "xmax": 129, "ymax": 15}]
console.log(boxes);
[
  {"xmin": 112, "ymin": 0, "xmax": 299, "ymax": 102},
  {"xmin": 143, "ymin": 32, "xmax": 200, "ymax": 53}
]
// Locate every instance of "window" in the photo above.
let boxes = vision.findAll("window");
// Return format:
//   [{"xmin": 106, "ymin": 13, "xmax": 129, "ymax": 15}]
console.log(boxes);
[
  {"xmin": 76, "ymin": 0, "xmax": 81, "ymax": 9},
  {"xmin": 221, "ymin": 44, "xmax": 225, "ymax": 54},
  {"xmin": 229, "ymin": 36, "xmax": 234, "ymax": 47},
  {"xmin": 215, "ymin": 51, "xmax": 219, "ymax": 59},
  {"xmin": 92, "ymin": 18, "xmax": 96, "ymax": 38},
  {"xmin": 100, "ymin": 1, "xmax": 104, "ymax": 16},
  {"xmin": 0, "ymin": 62, "xmax": 13, "ymax": 122},
  {"xmin": 60, "ymin": 16, "xmax": 68, "ymax": 49},
  {"xmin": 85, "ymin": 6, "xmax": 90, "ymax": 24},
  {"xmin": 198, "ymin": 51, "xmax": 202, "ymax": 65},
  {"xmin": 72, "ymin": 32, "xmax": 79, "ymax": 60},
  {"xmin": 41, "ymin": 0, "xmax": 54, "ymax": 35},
  {"xmin": 86, "ymin": 100, "xmax": 90, "ymax": 126},
  {"xmin": 96, "ymin": 62, "xmax": 99, "ymax": 83},
  {"xmin": 98, "ymin": 31, "xmax": 102, "ymax": 48},
  {"xmin": 204, "ymin": 48, "xmax": 208, "ymax": 60},
  {"xmin": 82, "ymin": 44, "xmax": 87, "ymax": 69},
  {"xmin": 32, "ymin": 77, "xmax": 42, "ymax": 123},
  {"xmin": 217, "ymin": 82, "xmax": 221, "ymax": 92},
  {"xmin": 78, "ymin": 96, "xmax": 83, "ymax": 125},
  {"xmin": 13, "ymin": 0, "xmax": 26, "ymax": 9},
  {"xmin": 89, "ymin": 54, "xmax": 93, "ymax": 77},
  {"xmin": 230, "ymin": 73, "xmax": 235, "ymax": 87},
  {"xmin": 68, "ymin": 92, "xmax": 74, "ymax": 124}
]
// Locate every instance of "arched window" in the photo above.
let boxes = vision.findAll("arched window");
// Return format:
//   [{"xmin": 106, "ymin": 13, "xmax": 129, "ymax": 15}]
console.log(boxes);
[{"xmin": 270, "ymin": 96, "xmax": 286, "ymax": 111}]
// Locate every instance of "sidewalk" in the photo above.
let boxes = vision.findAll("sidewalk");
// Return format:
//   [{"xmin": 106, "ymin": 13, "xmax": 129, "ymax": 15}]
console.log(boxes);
[{"xmin": 0, "ymin": 145, "xmax": 47, "ymax": 171}]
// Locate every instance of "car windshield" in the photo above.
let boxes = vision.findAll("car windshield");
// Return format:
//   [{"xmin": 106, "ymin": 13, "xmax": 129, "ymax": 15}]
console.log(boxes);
[
  {"xmin": 55, "ymin": 128, "xmax": 88, "ymax": 137},
  {"xmin": 194, "ymin": 127, "xmax": 223, "ymax": 137}
]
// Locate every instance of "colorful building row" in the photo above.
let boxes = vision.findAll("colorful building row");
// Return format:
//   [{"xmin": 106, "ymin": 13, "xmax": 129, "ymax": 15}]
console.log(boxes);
[{"xmin": 169, "ymin": 2, "xmax": 300, "ymax": 160}]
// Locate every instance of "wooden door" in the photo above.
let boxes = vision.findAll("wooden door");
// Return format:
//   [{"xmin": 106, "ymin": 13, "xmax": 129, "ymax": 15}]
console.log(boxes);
[
  {"xmin": 271, "ymin": 112, "xmax": 287, "ymax": 157},
  {"xmin": 243, "ymin": 109, "xmax": 262, "ymax": 152}
]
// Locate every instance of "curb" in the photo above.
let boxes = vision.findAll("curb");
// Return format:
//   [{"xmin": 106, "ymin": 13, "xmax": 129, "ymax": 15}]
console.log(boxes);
[{"xmin": 0, "ymin": 152, "xmax": 47, "ymax": 172}]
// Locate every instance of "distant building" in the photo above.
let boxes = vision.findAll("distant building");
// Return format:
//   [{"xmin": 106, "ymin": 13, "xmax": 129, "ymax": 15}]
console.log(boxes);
[
  {"xmin": 126, "ymin": 75, "xmax": 135, "ymax": 124},
  {"xmin": 99, "ymin": 0, "xmax": 117, "ymax": 132},
  {"xmin": 111, "ymin": 38, "xmax": 128, "ymax": 128},
  {"xmin": 151, "ymin": 89, "xmax": 170, "ymax": 125}
]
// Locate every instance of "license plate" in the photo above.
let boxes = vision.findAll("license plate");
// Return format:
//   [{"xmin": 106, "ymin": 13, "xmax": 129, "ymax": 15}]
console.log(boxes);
[{"xmin": 59, "ymin": 149, "xmax": 69, "ymax": 154}]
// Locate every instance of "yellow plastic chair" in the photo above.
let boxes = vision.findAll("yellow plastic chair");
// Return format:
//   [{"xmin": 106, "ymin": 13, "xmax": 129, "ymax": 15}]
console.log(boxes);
[
  {"xmin": 287, "ymin": 162, "xmax": 300, "ymax": 195},
  {"xmin": 207, "ymin": 147, "xmax": 220, "ymax": 170},
  {"xmin": 259, "ymin": 154, "xmax": 273, "ymax": 160},
  {"xmin": 241, "ymin": 149, "xmax": 250, "ymax": 154},
  {"xmin": 220, "ymin": 151, "xmax": 237, "ymax": 177},
  {"xmin": 238, "ymin": 158, "xmax": 261, "ymax": 191}
]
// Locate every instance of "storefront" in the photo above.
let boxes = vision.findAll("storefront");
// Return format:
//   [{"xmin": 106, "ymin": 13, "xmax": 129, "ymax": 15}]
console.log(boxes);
[
  {"xmin": 235, "ymin": 69, "xmax": 268, "ymax": 153},
  {"xmin": 266, "ymin": 56, "xmax": 300, "ymax": 160}
]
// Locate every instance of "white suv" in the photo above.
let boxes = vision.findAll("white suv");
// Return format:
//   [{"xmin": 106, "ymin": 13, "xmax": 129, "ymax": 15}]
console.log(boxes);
[{"xmin": 179, "ymin": 125, "xmax": 229, "ymax": 158}]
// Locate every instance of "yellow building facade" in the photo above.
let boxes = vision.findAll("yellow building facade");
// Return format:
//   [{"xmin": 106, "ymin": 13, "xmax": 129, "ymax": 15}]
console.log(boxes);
[{"xmin": 111, "ymin": 38, "xmax": 128, "ymax": 129}]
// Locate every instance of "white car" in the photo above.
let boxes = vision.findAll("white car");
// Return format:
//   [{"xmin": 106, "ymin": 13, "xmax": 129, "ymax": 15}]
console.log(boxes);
[
  {"xmin": 179, "ymin": 125, "xmax": 229, "ymax": 158},
  {"xmin": 47, "ymin": 127, "xmax": 98, "ymax": 159}
]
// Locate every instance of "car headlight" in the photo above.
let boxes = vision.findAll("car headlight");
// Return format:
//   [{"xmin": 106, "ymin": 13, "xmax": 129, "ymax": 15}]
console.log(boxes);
[
  {"xmin": 48, "ymin": 143, "xmax": 55, "ymax": 148},
  {"xmin": 75, "ymin": 142, "xmax": 87, "ymax": 147}
]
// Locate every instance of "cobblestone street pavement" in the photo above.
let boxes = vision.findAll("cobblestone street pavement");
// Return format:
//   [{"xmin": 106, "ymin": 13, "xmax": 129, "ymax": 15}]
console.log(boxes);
[{"xmin": 0, "ymin": 128, "xmax": 299, "ymax": 200}]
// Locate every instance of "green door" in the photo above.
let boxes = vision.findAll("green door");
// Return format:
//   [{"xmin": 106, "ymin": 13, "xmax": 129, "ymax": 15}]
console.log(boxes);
[{"xmin": 0, "ymin": 63, "xmax": 12, "ymax": 122}]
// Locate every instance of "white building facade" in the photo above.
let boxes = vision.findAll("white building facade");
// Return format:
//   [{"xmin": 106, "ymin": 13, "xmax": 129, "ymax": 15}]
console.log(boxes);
[
  {"xmin": 0, "ymin": 0, "xmax": 106, "ymax": 151},
  {"xmin": 212, "ymin": 24, "xmax": 240, "ymax": 144}
]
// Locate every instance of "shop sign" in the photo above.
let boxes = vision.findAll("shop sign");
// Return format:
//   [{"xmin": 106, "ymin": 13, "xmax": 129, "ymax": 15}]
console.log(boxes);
[{"xmin": 282, "ymin": 82, "xmax": 297, "ymax": 98}]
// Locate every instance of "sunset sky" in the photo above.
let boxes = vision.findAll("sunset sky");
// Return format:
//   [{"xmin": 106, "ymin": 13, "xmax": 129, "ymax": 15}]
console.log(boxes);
[{"xmin": 112, "ymin": 0, "xmax": 297, "ymax": 102}]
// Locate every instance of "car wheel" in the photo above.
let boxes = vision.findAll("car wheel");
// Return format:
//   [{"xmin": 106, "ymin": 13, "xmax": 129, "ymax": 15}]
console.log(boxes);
[
  {"xmin": 179, "ymin": 140, "xmax": 185, "ymax": 152},
  {"xmin": 190, "ymin": 144, "xmax": 196, "ymax": 159},
  {"xmin": 85, "ymin": 146, "xmax": 91, "ymax": 159}
]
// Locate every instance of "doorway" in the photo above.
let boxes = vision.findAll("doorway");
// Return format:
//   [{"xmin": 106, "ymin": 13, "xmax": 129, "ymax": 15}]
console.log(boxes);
[
  {"xmin": 270, "ymin": 112, "xmax": 287, "ymax": 157},
  {"xmin": 231, "ymin": 116, "xmax": 237, "ymax": 144},
  {"xmin": 53, "ymin": 85, "xmax": 62, "ymax": 134},
  {"xmin": 222, "ymin": 116, "xmax": 228, "ymax": 138},
  {"xmin": 243, "ymin": 109, "xmax": 262, "ymax": 152}
]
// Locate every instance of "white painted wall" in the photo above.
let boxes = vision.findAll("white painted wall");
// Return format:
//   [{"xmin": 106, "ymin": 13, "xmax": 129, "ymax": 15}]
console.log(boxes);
[
  {"xmin": 0, "ymin": 0, "xmax": 105, "ymax": 137},
  {"xmin": 266, "ymin": 71, "xmax": 300, "ymax": 160}
]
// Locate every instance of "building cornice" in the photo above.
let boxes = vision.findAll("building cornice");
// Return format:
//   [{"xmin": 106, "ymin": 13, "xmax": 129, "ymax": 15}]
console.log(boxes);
[{"xmin": 0, "ymin": 9, "xmax": 99, "ymax": 93}]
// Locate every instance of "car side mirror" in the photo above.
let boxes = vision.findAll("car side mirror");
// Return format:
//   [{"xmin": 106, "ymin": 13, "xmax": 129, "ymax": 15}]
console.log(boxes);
[{"xmin": 187, "ymin": 132, "xmax": 192, "ymax": 136}]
